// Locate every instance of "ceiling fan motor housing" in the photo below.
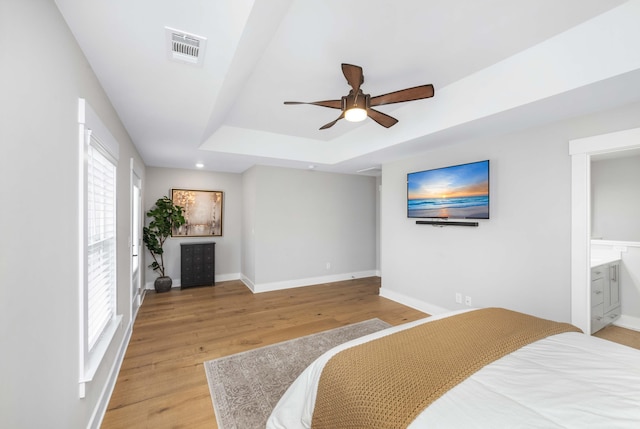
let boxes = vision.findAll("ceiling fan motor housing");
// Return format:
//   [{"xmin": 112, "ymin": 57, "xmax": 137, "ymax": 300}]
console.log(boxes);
[{"xmin": 342, "ymin": 92, "xmax": 370, "ymax": 111}]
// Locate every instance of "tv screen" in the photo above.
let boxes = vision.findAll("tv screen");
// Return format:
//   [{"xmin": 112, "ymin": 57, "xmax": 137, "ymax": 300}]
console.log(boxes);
[{"xmin": 407, "ymin": 160, "xmax": 489, "ymax": 219}]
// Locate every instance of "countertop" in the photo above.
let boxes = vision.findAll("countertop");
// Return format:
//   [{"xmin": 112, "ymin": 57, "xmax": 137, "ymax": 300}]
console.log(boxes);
[{"xmin": 590, "ymin": 256, "xmax": 621, "ymax": 268}]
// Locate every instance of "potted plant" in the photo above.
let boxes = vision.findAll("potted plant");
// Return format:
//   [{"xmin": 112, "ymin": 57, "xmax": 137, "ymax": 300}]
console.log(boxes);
[{"xmin": 143, "ymin": 196, "xmax": 186, "ymax": 292}]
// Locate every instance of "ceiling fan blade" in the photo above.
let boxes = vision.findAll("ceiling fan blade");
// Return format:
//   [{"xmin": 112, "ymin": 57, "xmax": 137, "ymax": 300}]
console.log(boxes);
[
  {"xmin": 319, "ymin": 112, "xmax": 345, "ymax": 130},
  {"xmin": 341, "ymin": 63, "xmax": 364, "ymax": 94},
  {"xmin": 368, "ymin": 108, "xmax": 398, "ymax": 128},
  {"xmin": 284, "ymin": 99, "xmax": 342, "ymax": 109},
  {"xmin": 370, "ymin": 84, "xmax": 434, "ymax": 107}
]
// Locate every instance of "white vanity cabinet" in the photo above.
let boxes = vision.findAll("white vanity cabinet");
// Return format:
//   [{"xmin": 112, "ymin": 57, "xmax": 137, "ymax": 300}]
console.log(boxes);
[{"xmin": 590, "ymin": 261, "xmax": 621, "ymax": 334}]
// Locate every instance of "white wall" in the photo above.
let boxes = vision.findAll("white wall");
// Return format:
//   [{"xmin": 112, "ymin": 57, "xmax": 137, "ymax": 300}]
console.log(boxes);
[
  {"xmin": 381, "ymin": 101, "xmax": 640, "ymax": 324},
  {"xmin": 0, "ymin": 1, "xmax": 144, "ymax": 427},
  {"xmin": 241, "ymin": 167, "xmax": 257, "ymax": 283},
  {"xmin": 591, "ymin": 155, "xmax": 640, "ymax": 241},
  {"xmin": 144, "ymin": 165, "xmax": 377, "ymax": 293},
  {"xmin": 242, "ymin": 166, "xmax": 377, "ymax": 291},
  {"xmin": 620, "ymin": 246, "xmax": 640, "ymax": 324},
  {"xmin": 144, "ymin": 168, "xmax": 243, "ymax": 286}
]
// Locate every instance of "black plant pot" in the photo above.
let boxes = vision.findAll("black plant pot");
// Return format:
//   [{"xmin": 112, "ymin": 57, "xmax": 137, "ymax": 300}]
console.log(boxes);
[{"xmin": 154, "ymin": 276, "xmax": 172, "ymax": 293}]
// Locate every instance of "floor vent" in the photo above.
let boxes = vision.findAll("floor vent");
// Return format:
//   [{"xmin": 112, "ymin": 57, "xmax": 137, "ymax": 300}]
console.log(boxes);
[{"xmin": 165, "ymin": 27, "xmax": 207, "ymax": 66}]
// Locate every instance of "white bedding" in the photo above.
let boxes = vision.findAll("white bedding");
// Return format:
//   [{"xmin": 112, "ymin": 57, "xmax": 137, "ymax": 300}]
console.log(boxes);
[{"xmin": 267, "ymin": 309, "xmax": 640, "ymax": 428}]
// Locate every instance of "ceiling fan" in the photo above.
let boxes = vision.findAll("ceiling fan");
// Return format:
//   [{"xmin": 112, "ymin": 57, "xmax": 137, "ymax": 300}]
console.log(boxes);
[{"xmin": 284, "ymin": 63, "xmax": 434, "ymax": 130}]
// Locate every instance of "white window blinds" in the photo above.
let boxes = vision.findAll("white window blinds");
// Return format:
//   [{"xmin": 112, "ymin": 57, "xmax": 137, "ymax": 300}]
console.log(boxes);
[
  {"xmin": 78, "ymin": 99, "xmax": 122, "ymax": 398},
  {"xmin": 86, "ymin": 137, "xmax": 117, "ymax": 350}
]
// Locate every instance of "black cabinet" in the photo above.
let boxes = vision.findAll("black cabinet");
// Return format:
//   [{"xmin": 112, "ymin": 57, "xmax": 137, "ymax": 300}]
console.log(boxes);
[{"xmin": 181, "ymin": 242, "xmax": 215, "ymax": 288}]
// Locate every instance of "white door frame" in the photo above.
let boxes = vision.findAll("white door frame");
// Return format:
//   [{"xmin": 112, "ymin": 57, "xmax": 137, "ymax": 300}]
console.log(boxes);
[
  {"xmin": 569, "ymin": 127, "xmax": 640, "ymax": 333},
  {"xmin": 130, "ymin": 158, "xmax": 143, "ymax": 320}
]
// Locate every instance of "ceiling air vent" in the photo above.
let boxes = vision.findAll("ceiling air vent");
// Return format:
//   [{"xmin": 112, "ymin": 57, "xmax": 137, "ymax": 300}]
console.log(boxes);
[{"xmin": 165, "ymin": 27, "xmax": 207, "ymax": 66}]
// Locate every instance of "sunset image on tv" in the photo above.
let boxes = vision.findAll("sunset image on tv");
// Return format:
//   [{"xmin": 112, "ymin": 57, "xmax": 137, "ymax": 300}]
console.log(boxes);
[{"xmin": 407, "ymin": 160, "xmax": 489, "ymax": 219}]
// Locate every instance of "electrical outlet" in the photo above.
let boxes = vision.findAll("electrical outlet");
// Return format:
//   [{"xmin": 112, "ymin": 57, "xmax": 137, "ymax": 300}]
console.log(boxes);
[
  {"xmin": 455, "ymin": 293, "xmax": 462, "ymax": 304},
  {"xmin": 326, "ymin": 262, "xmax": 331, "ymax": 270},
  {"xmin": 465, "ymin": 296, "xmax": 472, "ymax": 306}
]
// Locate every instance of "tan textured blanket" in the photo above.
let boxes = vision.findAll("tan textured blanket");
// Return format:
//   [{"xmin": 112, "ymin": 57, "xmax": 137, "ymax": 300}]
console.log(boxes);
[{"xmin": 311, "ymin": 308, "xmax": 581, "ymax": 429}]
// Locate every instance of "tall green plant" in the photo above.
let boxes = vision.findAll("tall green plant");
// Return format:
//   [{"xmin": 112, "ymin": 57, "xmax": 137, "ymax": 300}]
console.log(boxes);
[{"xmin": 143, "ymin": 196, "xmax": 186, "ymax": 277}]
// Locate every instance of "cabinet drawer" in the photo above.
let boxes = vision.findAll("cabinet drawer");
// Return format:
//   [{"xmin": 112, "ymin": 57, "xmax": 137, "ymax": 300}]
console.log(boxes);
[
  {"xmin": 591, "ymin": 278, "xmax": 604, "ymax": 306},
  {"xmin": 604, "ymin": 306, "xmax": 621, "ymax": 324},
  {"xmin": 590, "ymin": 303, "xmax": 606, "ymax": 334},
  {"xmin": 591, "ymin": 266, "xmax": 605, "ymax": 280}
]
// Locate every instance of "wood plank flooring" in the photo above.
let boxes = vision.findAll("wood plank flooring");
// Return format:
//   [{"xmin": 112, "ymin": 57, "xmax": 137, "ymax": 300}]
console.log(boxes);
[
  {"xmin": 102, "ymin": 277, "xmax": 640, "ymax": 428},
  {"xmin": 594, "ymin": 324, "xmax": 640, "ymax": 349},
  {"xmin": 101, "ymin": 277, "xmax": 427, "ymax": 428}
]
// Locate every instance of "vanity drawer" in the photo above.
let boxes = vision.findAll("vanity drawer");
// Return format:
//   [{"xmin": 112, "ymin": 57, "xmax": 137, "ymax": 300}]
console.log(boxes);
[
  {"xmin": 591, "ymin": 266, "xmax": 605, "ymax": 280},
  {"xmin": 604, "ymin": 306, "xmax": 621, "ymax": 325},
  {"xmin": 590, "ymin": 303, "xmax": 606, "ymax": 334},
  {"xmin": 591, "ymin": 277, "xmax": 605, "ymax": 306}
]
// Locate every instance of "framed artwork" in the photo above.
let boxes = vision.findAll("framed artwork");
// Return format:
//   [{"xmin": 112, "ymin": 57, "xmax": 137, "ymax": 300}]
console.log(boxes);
[{"xmin": 171, "ymin": 189, "xmax": 223, "ymax": 237}]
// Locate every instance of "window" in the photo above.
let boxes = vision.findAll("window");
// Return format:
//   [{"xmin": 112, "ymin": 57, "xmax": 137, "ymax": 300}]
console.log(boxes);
[
  {"xmin": 86, "ymin": 139, "xmax": 117, "ymax": 350},
  {"xmin": 78, "ymin": 99, "xmax": 121, "ymax": 397}
]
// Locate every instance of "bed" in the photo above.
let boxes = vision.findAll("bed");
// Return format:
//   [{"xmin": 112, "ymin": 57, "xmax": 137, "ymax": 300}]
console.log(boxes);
[{"xmin": 267, "ymin": 308, "xmax": 640, "ymax": 429}]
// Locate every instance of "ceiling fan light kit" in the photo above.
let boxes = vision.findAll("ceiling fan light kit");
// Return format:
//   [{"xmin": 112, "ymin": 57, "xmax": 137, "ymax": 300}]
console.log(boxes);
[
  {"xmin": 344, "ymin": 108, "xmax": 367, "ymax": 122},
  {"xmin": 285, "ymin": 63, "xmax": 434, "ymax": 129},
  {"xmin": 343, "ymin": 91, "xmax": 369, "ymax": 122}
]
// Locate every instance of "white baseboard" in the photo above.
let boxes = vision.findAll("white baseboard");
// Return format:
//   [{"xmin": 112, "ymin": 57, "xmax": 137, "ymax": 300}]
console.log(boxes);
[
  {"xmin": 379, "ymin": 287, "xmax": 450, "ymax": 316},
  {"xmin": 145, "ymin": 271, "xmax": 379, "ymax": 293},
  {"xmin": 240, "ymin": 274, "xmax": 255, "ymax": 292},
  {"xmin": 614, "ymin": 314, "xmax": 640, "ymax": 332},
  {"xmin": 246, "ymin": 270, "xmax": 377, "ymax": 294},
  {"xmin": 144, "ymin": 272, "xmax": 241, "ymax": 290}
]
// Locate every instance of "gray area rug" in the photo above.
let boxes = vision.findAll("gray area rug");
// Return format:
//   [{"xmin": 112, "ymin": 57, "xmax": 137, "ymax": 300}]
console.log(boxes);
[{"xmin": 204, "ymin": 318, "xmax": 391, "ymax": 429}]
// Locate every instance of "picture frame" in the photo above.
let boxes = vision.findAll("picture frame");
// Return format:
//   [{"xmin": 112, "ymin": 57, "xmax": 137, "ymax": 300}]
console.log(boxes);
[{"xmin": 171, "ymin": 189, "xmax": 223, "ymax": 237}]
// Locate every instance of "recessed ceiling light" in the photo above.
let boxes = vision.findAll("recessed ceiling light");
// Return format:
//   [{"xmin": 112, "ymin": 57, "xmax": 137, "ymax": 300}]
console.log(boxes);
[
  {"xmin": 308, "ymin": 165, "xmax": 315, "ymax": 170},
  {"xmin": 195, "ymin": 163, "xmax": 204, "ymax": 168}
]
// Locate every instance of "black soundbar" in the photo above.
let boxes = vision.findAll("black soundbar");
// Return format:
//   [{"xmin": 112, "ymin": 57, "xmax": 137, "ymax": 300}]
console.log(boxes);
[{"xmin": 415, "ymin": 220, "xmax": 479, "ymax": 227}]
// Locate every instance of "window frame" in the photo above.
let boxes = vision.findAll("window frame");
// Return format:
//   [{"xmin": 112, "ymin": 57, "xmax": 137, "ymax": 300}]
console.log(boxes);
[{"xmin": 78, "ymin": 99, "xmax": 122, "ymax": 398}]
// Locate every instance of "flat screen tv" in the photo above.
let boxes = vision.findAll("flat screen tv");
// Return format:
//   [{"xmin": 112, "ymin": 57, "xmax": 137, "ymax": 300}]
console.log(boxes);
[{"xmin": 407, "ymin": 160, "xmax": 489, "ymax": 219}]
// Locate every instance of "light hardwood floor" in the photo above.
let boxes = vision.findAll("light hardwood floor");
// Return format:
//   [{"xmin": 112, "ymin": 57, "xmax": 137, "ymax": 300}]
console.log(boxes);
[
  {"xmin": 594, "ymin": 323, "xmax": 640, "ymax": 349},
  {"xmin": 102, "ymin": 277, "xmax": 640, "ymax": 428},
  {"xmin": 102, "ymin": 277, "xmax": 427, "ymax": 428}
]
